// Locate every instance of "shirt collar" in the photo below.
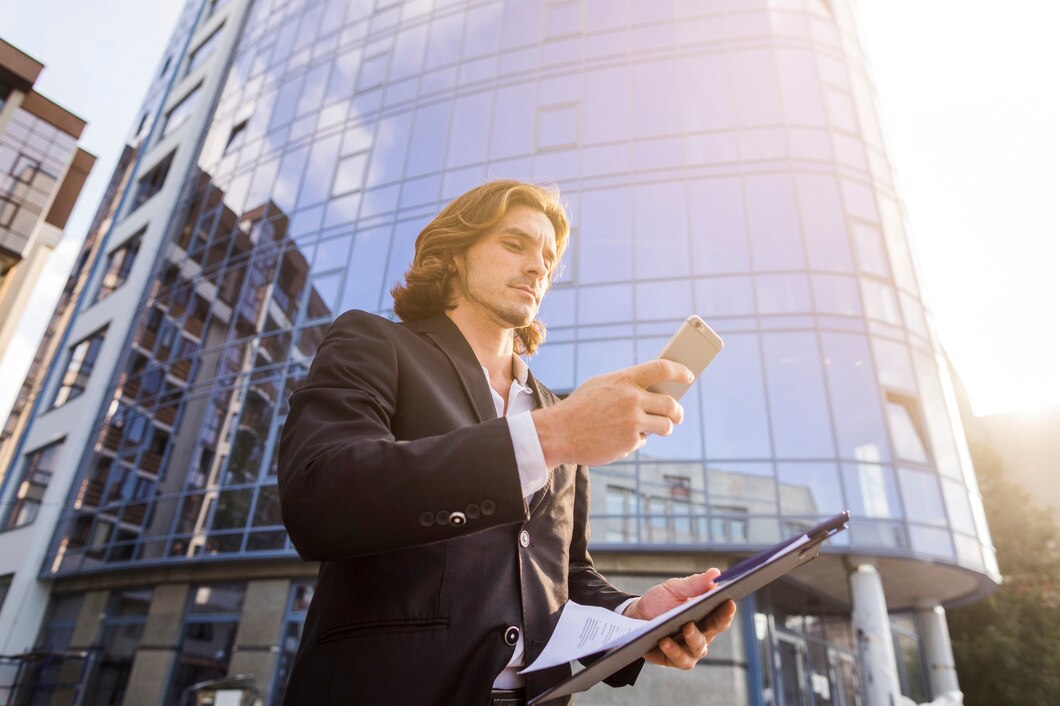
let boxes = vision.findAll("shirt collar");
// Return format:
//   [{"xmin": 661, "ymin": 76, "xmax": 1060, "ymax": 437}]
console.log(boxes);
[{"xmin": 480, "ymin": 356, "xmax": 531, "ymax": 391}]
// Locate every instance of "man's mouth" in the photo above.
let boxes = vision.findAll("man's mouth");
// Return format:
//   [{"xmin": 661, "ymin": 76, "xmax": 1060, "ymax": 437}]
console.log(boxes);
[{"xmin": 512, "ymin": 285, "xmax": 537, "ymax": 301}]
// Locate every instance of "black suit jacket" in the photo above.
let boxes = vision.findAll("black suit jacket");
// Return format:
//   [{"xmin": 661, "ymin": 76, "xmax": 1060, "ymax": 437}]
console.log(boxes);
[{"xmin": 278, "ymin": 310, "xmax": 642, "ymax": 705}]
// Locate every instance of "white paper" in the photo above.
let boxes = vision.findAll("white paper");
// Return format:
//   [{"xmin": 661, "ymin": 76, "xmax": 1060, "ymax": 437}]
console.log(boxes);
[
  {"xmin": 519, "ymin": 602, "xmax": 647, "ymax": 673},
  {"xmin": 521, "ymin": 533, "xmax": 812, "ymax": 674}
]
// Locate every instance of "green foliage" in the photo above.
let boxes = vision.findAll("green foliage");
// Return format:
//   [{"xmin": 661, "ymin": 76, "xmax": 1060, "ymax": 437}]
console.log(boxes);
[{"xmin": 947, "ymin": 442, "xmax": 1060, "ymax": 705}]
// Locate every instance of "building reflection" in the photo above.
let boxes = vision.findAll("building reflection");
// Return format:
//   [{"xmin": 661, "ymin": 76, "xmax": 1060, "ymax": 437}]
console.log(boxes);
[{"xmin": 54, "ymin": 174, "xmax": 331, "ymax": 574}]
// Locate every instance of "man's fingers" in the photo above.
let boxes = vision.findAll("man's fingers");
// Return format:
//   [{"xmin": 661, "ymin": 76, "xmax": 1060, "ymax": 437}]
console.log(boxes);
[
  {"xmin": 658, "ymin": 637, "xmax": 695, "ymax": 670},
  {"xmin": 698, "ymin": 600, "xmax": 738, "ymax": 637},
  {"xmin": 642, "ymin": 390, "xmax": 684, "ymax": 424},
  {"xmin": 663, "ymin": 569, "xmax": 721, "ymax": 600},
  {"xmin": 682, "ymin": 621, "xmax": 708, "ymax": 656},
  {"xmin": 627, "ymin": 359, "xmax": 693, "ymax": 389}
]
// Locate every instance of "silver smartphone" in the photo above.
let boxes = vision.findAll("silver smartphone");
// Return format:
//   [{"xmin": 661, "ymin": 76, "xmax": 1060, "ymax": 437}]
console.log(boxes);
[{"xmin": 646, "ymin": 315, "xmax": 724, "ymax": 401}]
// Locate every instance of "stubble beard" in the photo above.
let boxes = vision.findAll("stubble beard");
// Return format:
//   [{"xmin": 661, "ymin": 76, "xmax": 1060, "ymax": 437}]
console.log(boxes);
[{"xmin": 458, "ymin": 266, "xmax": 536, "ymax": 330}]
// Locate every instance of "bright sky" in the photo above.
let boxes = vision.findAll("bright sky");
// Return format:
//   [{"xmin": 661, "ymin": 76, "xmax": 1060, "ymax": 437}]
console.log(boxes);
[{"xmin": 1, "ymin": 0, "xmax": 1057, "ymax": 420}]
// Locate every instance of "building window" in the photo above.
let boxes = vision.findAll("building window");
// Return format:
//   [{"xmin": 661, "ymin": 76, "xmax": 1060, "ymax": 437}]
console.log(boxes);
[
  {"xmin": 161, "ymin": 85, "xmax": 202, "ymax": 139},
  {"xmin": 95, "ymin": 231, "xmax": 143, "ymax": 302},
  {"xmin": 886, "ymin": 392, "xmax": 931, "ymax": 464},
  {"xmin": 53, "ymin": 328, "xmax": 107, "ymax": 407},
  {"xmin": 4, "ymin": 441, "xmax": 62, "ymax": 529},
  {"xmin": 82, "ymin": 588, "xmax": 151, "ymax": 706},
  {"xmin": 163, "ymin": 583, "xmax": 245, "ymax": 706},
  {"xmin": 187, "ymin": 25, "xmax": 224, "ymax": 76},
  {"xmin": 272, "ymin": 581, "xmax": 315, "ymax": 705},
  {"xmin": 130, "ymin": 152, "xmax": 175, "ymax": 212}
]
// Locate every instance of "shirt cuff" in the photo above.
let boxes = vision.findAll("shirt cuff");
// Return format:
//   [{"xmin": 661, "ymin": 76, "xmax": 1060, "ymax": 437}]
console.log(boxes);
[
  {"xmin": 507, "ymin": 412, "xmax": 549, "ymax": 498},
  {"xmin": 614, "ymin": 597, "xmax": 639, "ymax": 617}
]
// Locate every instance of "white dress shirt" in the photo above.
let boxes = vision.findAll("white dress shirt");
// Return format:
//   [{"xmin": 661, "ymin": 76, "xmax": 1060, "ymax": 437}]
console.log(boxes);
[{"xmin": 487, "ymin": 357, "xmax": 636, "ymax": 688}]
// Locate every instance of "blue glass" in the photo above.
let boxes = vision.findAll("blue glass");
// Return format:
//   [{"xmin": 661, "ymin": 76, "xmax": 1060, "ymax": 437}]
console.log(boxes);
[
  {"xmin": 761, "ymin": 332, "xmax": 834, "ymax": 459},
  {"xmin": 687, "ymin": 176, "xmax": 750, "ymax": 274},
  {"xmin": 701, "ymin": 333, "xmax": 772, "ymax": 460},
  {"xmin": 745, "ymin": 174, "xmax": 805, "ymax": 271},
  {"xmin": 35, "ymin": 0, "xmax": 989, "ymax": 585}
]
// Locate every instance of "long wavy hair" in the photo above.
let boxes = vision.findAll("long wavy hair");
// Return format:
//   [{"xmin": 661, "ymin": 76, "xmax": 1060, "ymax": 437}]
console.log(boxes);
[{"xmin": 391, "ymin": 180, "xmax": 569, "ymax": 355}]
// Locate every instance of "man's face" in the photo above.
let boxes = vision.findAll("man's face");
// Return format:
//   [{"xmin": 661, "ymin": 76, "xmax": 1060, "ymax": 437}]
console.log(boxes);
[{"xmin": 451, "ymin": 204, "xmax": 559, "ymax": 330}]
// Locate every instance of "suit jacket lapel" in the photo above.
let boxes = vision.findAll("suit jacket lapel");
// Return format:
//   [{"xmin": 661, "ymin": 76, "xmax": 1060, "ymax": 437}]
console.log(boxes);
[{"xmin": 410, "ymin": 313, "xmax": 497, "ymax": 423}]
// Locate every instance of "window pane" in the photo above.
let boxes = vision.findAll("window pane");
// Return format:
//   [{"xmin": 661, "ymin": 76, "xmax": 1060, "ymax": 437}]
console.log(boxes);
[
  {"xmin": 688, "ymin": 178, "xmax": 750, "ymax": 274},
  {"xmin": 447, "ymin": 91, "xmax": 491, "ymax": 168},
  {"xmin": 762, "ymin": 332, "xmax": 834, "ymax": 458},
  {"xmin": 576, "ymin": 338, "xmax": 634, "ymax": 381},
  {"xmin": 745, "ymin": 174, "xmax": 805, "ymax": 271},
  {"xmin": 702, "ymin": 333, "xmax": 772, "ymax": 459},
  {"xmin": 842, "ymin": 462, "xmax": 902, "ymax": 519},
  {"xmin": 678, "ymin": 51, "xmax": 732, "ymax": 129},
  {"xmin": 776, "ymin": 462, "xmax": 843, "ymax": 517},
  {"xmin": 872, "ymin": 337, "xmax": 916, "ymax": 391},
  {"xmin": 941, "ymin": 479, "xmax": 975, "ymax": 535},
  {"xmin": 820, "ymin": 332, "xmax": 890, "ymax": 462},
  {"xmin": 578, "ymin": 284, "xmax": 632, "ymax": 325},
  {"xmin": 633, "ymin": 182, "xmax": 689, "ymax": 279},
  {"xmin": 635, "ymin": 280, "xmax": 692, "ymax": 322},
  {"xmin": 776, "ymin": 48, "xmax": 825, "ymax": 125},
  {"xmin": 730, "ymin": 49, "xmax": 783, "ymax": 125},
  {"xmin": 756, "ymin": 274, "xmax": 811, "ymax": 314},
  {"xmin": 898, "ymin": 467, "xmax": 947, "ymax": 527},
  {"xmin": 583, "ymin": 65, "xmax": 630, "ymax": 143},
  {"xmin": 407, "ymin": 103, "xmax": 450, "ymax": 177},
  {"xmin": 578, "ymin": 188, "xmax": 632, "ymax": 283},
  {"xmin": 164, "ymin": 621, "xmax": 238, "ymax": 706},
  {"xmin": 490, "ymin": 83, "xmax": 535, "ymax": 160},
  {"xmin": 795, "ymin": 174, "xmax": 852, "ymax": 271},
  {"xmin": 911, "ymin": 352, "xmax": 961, "ymax": 478},
  {"xmin": 811, "ymin": 274, "xmax": 861, "ymax": 316},
  {"xmin": 694, "ymin": 277, "xmax": 755, "ymax": 318},
  {"xmin": 886, "ymin": 396, "xmax": 930, "ymax": 464}
]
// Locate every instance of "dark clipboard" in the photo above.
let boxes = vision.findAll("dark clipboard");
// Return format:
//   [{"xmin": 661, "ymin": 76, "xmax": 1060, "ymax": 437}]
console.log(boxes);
[{"xmin": 528, "ymin": 511, "xmax": 850, "ymax": 705}]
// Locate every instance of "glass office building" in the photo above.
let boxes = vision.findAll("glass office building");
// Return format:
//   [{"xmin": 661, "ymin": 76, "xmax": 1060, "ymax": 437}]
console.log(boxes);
[{"xmin": 0, "ymin": 1, "xmax": 1000, "ymax": 704}]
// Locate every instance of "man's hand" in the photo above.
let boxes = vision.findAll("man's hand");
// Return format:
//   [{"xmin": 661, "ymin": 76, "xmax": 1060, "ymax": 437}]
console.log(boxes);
[
  {"xmin": 622, "ymin": 569, "xmax": 737, "ymax": 670},
  {"xmin": 532, "ymin": 359, "xmax": 692, "ymax": 467}
]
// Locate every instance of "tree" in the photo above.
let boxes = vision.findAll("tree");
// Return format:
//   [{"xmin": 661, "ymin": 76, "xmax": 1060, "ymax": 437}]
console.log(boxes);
[{"xmin": 946, "ymin": 441, "xmax": 1060, "ymax": 704}]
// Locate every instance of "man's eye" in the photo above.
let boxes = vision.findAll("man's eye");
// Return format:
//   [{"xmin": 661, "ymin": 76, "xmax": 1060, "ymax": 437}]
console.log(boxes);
[{"xmin": 505, "ymin": 241, "xmax": 522, "ymax": 251}]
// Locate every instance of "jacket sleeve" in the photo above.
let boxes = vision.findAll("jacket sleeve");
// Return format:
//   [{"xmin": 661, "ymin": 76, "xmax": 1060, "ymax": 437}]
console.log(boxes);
[
  {"xmin": 567, "ymin": 462, "xmax": 645, "ymax": 687},
  {"xmin": 278, "ymin": 311, "xmax": 528, "ymax": 561}
]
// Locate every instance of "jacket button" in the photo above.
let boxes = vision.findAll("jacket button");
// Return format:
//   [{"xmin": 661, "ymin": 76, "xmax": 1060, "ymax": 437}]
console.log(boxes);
[
  {"xmin": 449, "ymin": 511, "xmax": 467, "ymax": 527},
  {"xmin": 481, "ymin": 499, "xmax": 496, "ymax": 516},
  {"xmin": 465, "ymin": 503, "xmax": 480, "ymax": 519},
  {"xmin": 435, "ymin": 510, "xmax": 450, "ymax": 525},
  {"xmin": 519, "ymin": 530, "xmax": 530, "ymax": 548},
  {"xmin": 504, "ymin": 626, "xmax": 520, "ymax": 646},
  {"xmin": 419, "ymin": 511, "xmax": 435, "ymax": 527}
]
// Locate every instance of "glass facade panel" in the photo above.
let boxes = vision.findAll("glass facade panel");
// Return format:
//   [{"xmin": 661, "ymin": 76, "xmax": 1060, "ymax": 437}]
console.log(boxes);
[
  {"xmin": 745, "ymin": 174, "xmax": 806, "ymax": 272},
  {"xmin": 701, "ymin": 333, "xmax": 772, "ymax": 460},
  {"xmin": 4, "ymin": 441, "xmax": 62, "ymax": 530},
  {"xmin": 897, "ymin": 466, "xmax": 947, "ymax": 527},
  {"xmin": 762, "ymin": 332, "xmax": 834, "ymax": 459},
  {"xmin": 40, "ymin": 0, "xmax": 990, "ymax": 594},
  {"xmin": 776, "ymin": 462, "xmax": 843, "ymax": 519},
  {"xmin": 53, "ymin": 329, "xmax": 107, "ymax": 408},
  {"xmin": 687, "ymin": 178, "xmax": 750, "ymax": 274}
]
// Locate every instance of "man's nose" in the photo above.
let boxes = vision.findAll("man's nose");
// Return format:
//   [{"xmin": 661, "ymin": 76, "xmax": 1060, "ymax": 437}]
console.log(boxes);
[{"xmin": 524, "ymin": 253, "xmax": 546, "ymax": 279}]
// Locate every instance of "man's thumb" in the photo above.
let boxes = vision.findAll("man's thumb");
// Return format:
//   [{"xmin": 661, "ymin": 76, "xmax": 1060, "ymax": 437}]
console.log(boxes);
[{"xmin": 667, "ymin": 569, "xmax": 720, "ymax": 599}]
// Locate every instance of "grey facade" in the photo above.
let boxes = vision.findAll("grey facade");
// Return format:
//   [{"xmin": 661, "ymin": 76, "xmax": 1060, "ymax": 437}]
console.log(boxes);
[{"xmin": 0, "ymin": 1, "xmax": 998, "ymax": 705}]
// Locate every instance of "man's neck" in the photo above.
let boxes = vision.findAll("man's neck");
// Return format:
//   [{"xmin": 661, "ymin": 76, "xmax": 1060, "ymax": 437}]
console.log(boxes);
[{"xmin": 444, "ymin": 307, "xmax": 515, "ymax": 382}]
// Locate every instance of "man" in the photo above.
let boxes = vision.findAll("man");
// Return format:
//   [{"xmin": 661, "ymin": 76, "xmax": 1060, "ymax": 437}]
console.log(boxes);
[{"xmin": 279, "ymin": 180, "xmax": 735, "ymax": 705}]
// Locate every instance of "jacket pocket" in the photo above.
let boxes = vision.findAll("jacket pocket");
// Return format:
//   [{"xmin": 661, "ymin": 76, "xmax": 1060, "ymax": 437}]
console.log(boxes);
[{"xmin": 317, "ymin": 616, "xmax": 448, "ymax": 644}]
